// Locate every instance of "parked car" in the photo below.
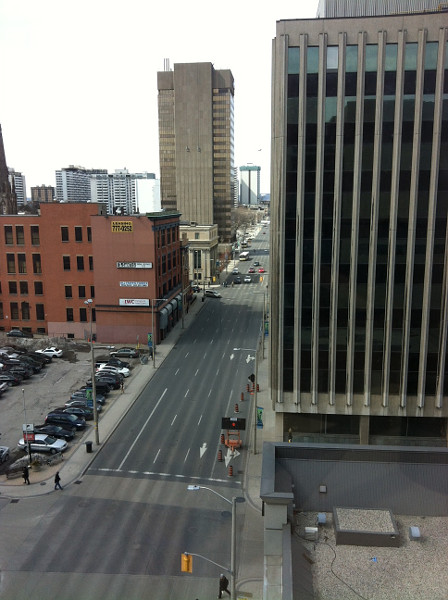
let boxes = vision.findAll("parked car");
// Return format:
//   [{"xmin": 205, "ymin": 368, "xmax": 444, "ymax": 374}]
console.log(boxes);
[
  {"xmin": 80, "ymin": 382, "xmax": 111, "ymax": 395},
  {"xmin": 86, "ymin": 376, "xmax": 121, "ymax": 390},
  {"xmin": 18, "ymin": 355, "xmax": 42, "ymax": 373},
  {"xmin": 0, "ymin": 446, "xmax": 10, "ymax": 463},
  {"xmin": 70, "ymin": 390, "xmax": 106, "ymax": 405},
  {"xmin": 97, "ymin": 364, "xmax": 130, "ymax": 377},
  {"xmin": 46, "ymin": 412, "xmax": 86, "ymax": 430},
  {"xmin": 205, "ymin": 289, "xmax": 222, "ymax": 298},
  {"xmin": 28, "ymin": 351, "xmax": 51, "ymax": 365},
  {"xmin": 191, "ymin": 285, "xmax": 201, "ymax": 293},
  {"xmin": 7, "ymin": 329, "xmax": 33, "ymax": 338},
  {"xmin": 35, "ymin": 346, "xmax": 63, "ymax": 358},
  {"xmin": 53, "ymin": 406, "xmax": 94, "ymax": 420},
  {"xmin": 105, "ymin": 358, "xmax": 130, "ymax": 369},
  {"xmin": 34, "ymin": 424, "xmax": 76, "ymax": 441},
  {"xmin": 244, "ymin": 275, "xmax": 252, "ymax": 283},
  {"xmin": 65, "ymin": 399, "xmax": 102, "ymax": 412},
  {"xmin": 3, "ymin": 364, "xmax": 33, "ymax": 379},
  {"xmin": 234, "ymin": 276, "xmax": 242, "ymax": 284},
  {"xmin": 110, "ymin": 347, "xmax": 139, "ymax": 358},
  {"xmin": 18, "ymin": 434, "xmax": 67, "ymax": 454},
  {"xmin": 0, "ymin": 372, "xmax": 22, "ymax": 386}
]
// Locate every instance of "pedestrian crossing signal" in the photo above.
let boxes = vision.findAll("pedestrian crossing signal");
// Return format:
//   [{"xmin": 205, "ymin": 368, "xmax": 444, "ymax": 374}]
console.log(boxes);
[{"xmin": 181, "ymin": 553, "xmax": 193, "ymax": 573}]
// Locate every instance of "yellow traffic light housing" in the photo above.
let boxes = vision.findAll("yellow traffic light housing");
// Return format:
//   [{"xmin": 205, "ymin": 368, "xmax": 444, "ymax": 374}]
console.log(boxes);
[{"xmin": 181, "ymin": 552, "xmax": 193, "ymax": 573}]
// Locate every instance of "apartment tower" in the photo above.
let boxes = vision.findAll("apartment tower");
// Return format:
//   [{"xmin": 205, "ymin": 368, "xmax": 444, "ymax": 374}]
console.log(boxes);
[
  {"xmin": 157, "ymin": 62, "xmax": 235, "ymax": 242},
  {"xmin": 270, "ymin": 8, "xmax": 448, "ymax": 445}
]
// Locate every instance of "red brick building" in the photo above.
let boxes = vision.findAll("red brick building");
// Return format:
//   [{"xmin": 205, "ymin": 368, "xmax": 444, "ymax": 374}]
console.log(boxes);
[{"xmin": 0, "ymin": 204, "xmax": 185, "ymax": 344}]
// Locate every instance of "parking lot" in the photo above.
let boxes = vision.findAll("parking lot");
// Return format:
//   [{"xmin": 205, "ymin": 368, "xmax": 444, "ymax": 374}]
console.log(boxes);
[{"xmin": 0, "ymin": 337, "xmax": 141, "ymax": 475}]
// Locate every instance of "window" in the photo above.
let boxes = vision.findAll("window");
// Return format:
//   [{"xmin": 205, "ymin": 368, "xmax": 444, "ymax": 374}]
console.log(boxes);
[
  {"xmin": 6, "ymin": 254, "xmax": 15, "ymax": 273},
  {"xmin": 4, "ymin": 226, "xmax": 13, "ymax": 245},
  {"xmin": 63, "ymin": 256, "xmax": 71, "ymax": 271},
  {"xmin": 66, "ymin": 308, "xmax": 74, "ymax": 322},
  {"xmin": 34, "ymin": 281, "xmax": 43, "ymax": 295},
  {"xmin": 21, "ymin": 301, "xmax": 30, "ymax": 320},
  {"xmin": 36, "ymin": 304, "xmax": 45, "ymax": 320},
  {"xmin": 92, "ymin": 308, "xmax": 96, "ymax": 322},
  {"xmin": 18, "ymin": 254, "xmax": 26, "ymax": 274},
  {"xmin": 77, "ymin": 256, "xmax": 84, "ymax": 271},
  {"xmin": 10, "ymin": 302, "xmax": 19, "ymax": 320},
  {"xmin": 0, "ymin": 303, "xmax": 3, "ymax": 319},
  {"xmin": 61, "ymin": 227, "xmax": 69, "ymax": 242},
  {"xmin": 78, "ymin": 285, "xmax": 86, "ymax": 298},
  {"xmin": 79, "ymin": 307, "xmax": 87, "ymax": 322},
  {"xmin": 31, "ymin": 225, "xmax": 40, "ymax": 245},
  {"xmin": 19, "ymin": 281, "xmax": 28, "ymax": 295},
  {"xmin": 87, "ymin": 227, "xmax": 92, "ymax": 242},
  {"xmin": 15, "ymin": 226, "xmax": 24, "ymax": 245},
  {"xmin": 195, "ymin": 233, "xmax": 199, "ymax": 239},
  {"xmin": 65, "ymin": 285, "xmax": 72, "ymax": 298},
  {"xmin": 90, "ymin": 285, "xmax": 95, "ymax": 299},
  {"xmin": 8, "ymin": 281, "xmax": 17, "ymax": 294},
  {"xmin": 32, "ymin": 254, "xmax": 42, "ymax": 274},
  {"xmin": 75, "ymin": 227, "xmax": 83, "ymax": 242},
  {"xmin": 89, "ymin": 256, "xmax": 94, "ymax": 270}
]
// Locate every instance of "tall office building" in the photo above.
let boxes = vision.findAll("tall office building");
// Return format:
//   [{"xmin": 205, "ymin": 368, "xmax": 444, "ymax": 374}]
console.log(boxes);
[
  {"xmin": 31, "ymin": 185, "xmax": 55, "ymax": 203},
  {"xmin": 8, "ymin": 169, "xmax": 26, "ymax": 207},
  {"xmin": 270, "ymin": 9, "xmax": 448, "ymax": 445},
  {"xmin": 0, "ymin": 125, "xmax": 17, "ymax": 214},
  {"xmin": 157, "ymin": 62, "xmax": 235, "ymax": 242},
  {"xmin": 239, "ymin": 165, "xmax": 260, "ymax": 206},
  {"xmin": 89, "ymin": 169, "xmax": 156, "ymax": 214}
]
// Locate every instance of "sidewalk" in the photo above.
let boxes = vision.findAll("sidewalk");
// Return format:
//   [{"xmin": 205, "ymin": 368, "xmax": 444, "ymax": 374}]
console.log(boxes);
[{"xmin": 0, "ymin": 285, "xmax": 273, "ymax": 600}]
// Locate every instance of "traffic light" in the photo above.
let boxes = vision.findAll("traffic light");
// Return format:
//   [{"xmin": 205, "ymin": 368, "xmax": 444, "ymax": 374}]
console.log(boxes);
[{"xmin": 181, "ymin": 553, "xmax": 193, "ymax": 573}]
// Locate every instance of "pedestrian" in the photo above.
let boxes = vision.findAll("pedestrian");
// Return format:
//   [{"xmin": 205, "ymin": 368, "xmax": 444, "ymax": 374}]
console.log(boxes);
[
  {"xmin": 54, "ymin": 471, "xmax": 63, "ymax": 490},
  {"xmin": 218, "ymin": 573, "xmax": 230, "ymax": 598},
  {"xmin": 120, "ymin": 380, "xmax": 125, "ymax": 394},
  {"xmin": 22, "ymin": 465, "xmax": 30, "ymax": 485}
]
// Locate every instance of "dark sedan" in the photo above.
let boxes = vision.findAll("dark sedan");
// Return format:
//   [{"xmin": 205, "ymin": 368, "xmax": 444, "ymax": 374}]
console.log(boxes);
[
  {"xmin": 34, "ymin": 424, "xmax": 76, "ymax": 441},
  {"xmin": 70, "ymin": 390, "xmax": 106, "ymax": 405},
  {"xmin": 6, "ymin": 329, "xmax": 33, "ymax": 338},
  {"xmin": 53, "ymin": 406, "xmax": 94, "ymax": 421},
  {"xmin": 0, "ymin": 372, "xmax": 23, "ymax": 386},
  {"xmin": 110, "ymin": 347, "xmax": 139, "ymax": 358}
]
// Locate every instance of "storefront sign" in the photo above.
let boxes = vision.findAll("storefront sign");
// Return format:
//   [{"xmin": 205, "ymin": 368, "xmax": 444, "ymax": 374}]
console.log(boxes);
[
  {"xmin": 119, "ymin": 298, "xmax": 150, "ymax": 306},
  {"xmin": 116, "ymin": 262, "xmax": 152, "ymax": 269},
  {"xmin": 120, "ymin": 281, "xmax": 149, "ymax": 287},
  {"xmin": 111, "ymin": 221, "xmax": 133, "ymax": 232}
]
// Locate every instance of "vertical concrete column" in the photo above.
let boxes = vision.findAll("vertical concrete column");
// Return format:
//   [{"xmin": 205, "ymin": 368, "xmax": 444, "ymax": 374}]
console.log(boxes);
[{"xmin": 359, "ymin": 415, "xmax": 370, "ymax": 445}]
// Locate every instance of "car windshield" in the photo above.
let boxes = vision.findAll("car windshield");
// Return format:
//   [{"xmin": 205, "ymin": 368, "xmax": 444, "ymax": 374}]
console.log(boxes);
[{"xmin": 43, "ymin": 436, "xmax": 57, "ymax": 444}]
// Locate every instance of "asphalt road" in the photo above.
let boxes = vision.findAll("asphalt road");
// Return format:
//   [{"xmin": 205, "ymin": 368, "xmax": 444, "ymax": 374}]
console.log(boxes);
[{"xmin": 0, "ymin": 230, "xmax": 269, "ymax": 599}]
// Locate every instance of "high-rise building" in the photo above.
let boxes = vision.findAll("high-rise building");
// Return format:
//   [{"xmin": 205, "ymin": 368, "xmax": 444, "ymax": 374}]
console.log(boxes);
[
  {"xmin": 239, "ymin": 165, "xmax": 260, "ymax": 206},
  {"xmin": 31, "ymin": 185, "xmax": 55, "ymax": 203},
  {"xmin": 89, "ymin": 169, "xmax": 156, "ymax": 214},
  {"xmin": 0, "ymin": 125, "xmax": 17, "ymax": 214},
  {"xmin": 317, "ymin": 0, "xmax": 446, "ymax": 18},
  {"xmin": 56, "ymin": 166, "xmax": 107, "ymax": 202},
  {"xmin": 157, "ymin": 62, "xmax": 235, "ymax": 242},
  {"xmin": 8, "ymin": 169, "xmax": 26, "ymax": 207},
  {"xmin": 270, "ymin": 8, "xmax": 448, "ymax": 445}
]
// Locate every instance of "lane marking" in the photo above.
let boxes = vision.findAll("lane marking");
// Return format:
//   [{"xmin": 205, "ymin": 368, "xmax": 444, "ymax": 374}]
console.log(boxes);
[
  {"xmin": 184, "ymin": 447, "xmax": 190, "ymax": 462},
  {"xmin": 195, "ymin": 369, "xmax": 199, "ymax": 376},
  {"xmin": 90, "ymin": 467, "xmax": 241, "ymax": 485},
  {"xmin": 153, "ymin": 449, "xmax": 160, "ymax": 464},
  {"xmin": 197, "ymin": 414, "xmax": 202, "ymax": 426},
  {"xmin": 118, "ymin": 388, "xmax": 167, "ymax": 470},
  {"xmin": 175, "ymin": 368, "xmax": 180, "ymax": 375},
  {"xmin": 171, "ymin": 414, "xmax": 177, "ymax": 426},
  {"xmin": 185, "ymin": 352, "xmax": 190, "ymax": 358},
  {"xmin": 185, "ymin": 388, "xmax": 189, "ymax": 398}
]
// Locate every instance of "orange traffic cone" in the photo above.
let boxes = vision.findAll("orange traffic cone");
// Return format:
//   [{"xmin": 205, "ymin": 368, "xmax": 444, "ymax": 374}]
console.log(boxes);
[
  {"xmin": 228, "ymin": 465, "xmax": 233, "ymax": 477},
  {"xmin": 234, "ymin": 403, "xmax": 239, "ymax": 413},
  {"xmin": 241, "ymin": 392, "xmax": 244, "ymax": 402},
  {"xmin": 220, "ymin": 433, "xmax": 225, "ymax": 445},
  {"xmin": 218, "ymin": 449, "xmax": 223, "ymax": 462},
  {"xmin": 256, "ymin": 383, "xmax": 260, "ymax": 392}
]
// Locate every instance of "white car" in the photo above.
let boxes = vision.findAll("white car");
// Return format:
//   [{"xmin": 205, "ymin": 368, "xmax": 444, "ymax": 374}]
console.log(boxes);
[
  {"xmin": 36, "ymin": 346, "xmax": 63, "ymax": 358},
  {"xmin": 18, "ymin": 434, "xmax": 67, "ymax": 454},
  {"xmin": 97, "ymin": 364, "xmax": 130, "ymax": 378}
]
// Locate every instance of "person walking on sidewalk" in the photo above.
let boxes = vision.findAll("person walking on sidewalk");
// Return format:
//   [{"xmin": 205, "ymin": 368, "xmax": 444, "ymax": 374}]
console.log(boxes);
[
  {"xmin": 22, "ymin": 465, "xmax": 30, "ymax": 485},
  {"xmin": 218, "ymin": 574, "xmax": 230, "ymax": 598},
  {"xmin": 54, "ymin": 471, "xmax": 63, "ymax": 490},
  {"xmin": 120, "ymin": 380, "xmax": 125, "ymax": 394}
]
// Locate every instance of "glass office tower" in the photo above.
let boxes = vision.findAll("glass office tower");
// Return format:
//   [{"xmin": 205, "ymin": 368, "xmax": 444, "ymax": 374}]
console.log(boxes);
[{"xmin": 270, "ymin": 11, "xmax": 448, "ymax": 444}]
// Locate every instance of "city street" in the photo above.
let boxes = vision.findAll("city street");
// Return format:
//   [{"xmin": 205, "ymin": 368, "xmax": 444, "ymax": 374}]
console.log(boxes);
[{"xmin": 0, "ymin": 228, "xmax": 269, "ymax": 599}]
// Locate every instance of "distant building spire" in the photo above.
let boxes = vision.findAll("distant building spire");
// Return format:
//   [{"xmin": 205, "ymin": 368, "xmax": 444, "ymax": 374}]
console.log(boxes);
[{"xmin": 0, "ymin": 125, "xmax": 18, "ymax": 214}]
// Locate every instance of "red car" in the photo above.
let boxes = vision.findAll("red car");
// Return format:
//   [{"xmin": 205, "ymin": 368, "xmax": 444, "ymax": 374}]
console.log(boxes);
[
  {"xmin": 258, "ymin": 267, "xmax": 265, "ymax": 273},
  {"xmin": 248, "ymin": 267, "xmax": 255, "ymax": 273}
]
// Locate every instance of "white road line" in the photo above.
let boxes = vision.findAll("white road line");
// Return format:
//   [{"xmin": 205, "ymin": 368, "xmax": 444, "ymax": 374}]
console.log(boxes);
[
  {"xmin": 185, "ymin": 351, "xmax": 190, "ymax": 358},
  {"xmin": 208, "ymin": 389, "xmax": 212, "ymax": 397},
  {"xmin": 184, "ymin": 447, "xmax": 190, "ymax": 462},
  {"xmin": 197, "ymin": 414, "xmax": 202, "ymax": 426},
  {"xmin": 195, "ymin": 369, "xmax": 199, "ymax": 376},
  {"xmin": 185, "ymin": 388, "xmax": 189, "ymax": 398},
  {"xmin": 153, "ymin": 449, "xmax": 160, "ymax": 464},
  {"xmin": 203, "ymin": 353, "xmax": 207, "ymax": 360},
  {"xmin": 175, "ymin": 368, "xmax": 180, "ymax": 375},
  {"xmin": 171, "ymin": 414, "xmax": 177, "ymax": 426},
  {"xmin": 118, "ymin": 388, "xmax": 167, "ymax": 470},
  {"xmin": 90, "ymin": 468, "xmax": 241, "ymax": 485}
]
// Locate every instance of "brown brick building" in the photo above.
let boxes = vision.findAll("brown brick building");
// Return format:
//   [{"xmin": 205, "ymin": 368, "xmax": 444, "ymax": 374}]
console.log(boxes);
[{"xmin": 0, "ymin": 204, "xmax": 185, "ymax": 344}]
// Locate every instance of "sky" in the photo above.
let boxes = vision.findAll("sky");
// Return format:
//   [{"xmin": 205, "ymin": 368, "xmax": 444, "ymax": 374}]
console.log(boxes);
[{"xmin": 0, "ymin": 0, "xmax": 319, "ymax": 196}]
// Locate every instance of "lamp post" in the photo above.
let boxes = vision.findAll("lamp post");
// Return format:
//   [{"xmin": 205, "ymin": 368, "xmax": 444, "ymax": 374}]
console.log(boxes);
[
  {"xmin": 233, "ymin": 342, "xmax": 260, "ymax": 455},
  {"xmin": 22, "ymin": 388, "xmax": 32, "ymax": 463},
  {"xmin": 84, "ymin": 299, "xmax": 99, "ymax": 445},
  {"xmin": 187, "ymin": 485, "xmax": 240, "ymax": 600}
]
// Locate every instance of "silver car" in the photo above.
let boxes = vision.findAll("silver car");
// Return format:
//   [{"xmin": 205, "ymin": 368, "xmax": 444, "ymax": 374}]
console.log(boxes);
[{"xmin": 18, "ymin": 434, "xmax": 68, "ymax": 454}]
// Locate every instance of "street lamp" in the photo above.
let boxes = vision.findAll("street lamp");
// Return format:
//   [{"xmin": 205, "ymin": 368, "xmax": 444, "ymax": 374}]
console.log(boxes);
[
  {"xmin": 187, "ymin": 485, "xmax": 243, "ymax": 600},
  {"xmin": 22, "ymin": 388, "xmax": 32, "ymax": 463},
  {"xmin": 233, "ymin": 342, "xmax": 260, "ymax": 455},
  {"xmin": 84, "ymin": 299, "xmax": 99, "ymax": 445}
]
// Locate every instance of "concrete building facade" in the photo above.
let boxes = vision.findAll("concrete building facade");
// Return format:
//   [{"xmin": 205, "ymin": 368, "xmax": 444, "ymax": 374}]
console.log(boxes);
[
  {"xmin": 8, "ymin": 169, "xmax": 26, "ymax": 207},
  {"xmin": 157, "ymin": 62, "xmax": 235, "ymax": 243},
  {"xmin": 240, "ymin": 165, "xmax": 261, "ymax": 206},
  {"xmin": 31, "ymin": 185, "xmax": 55, "ymax": 203},
  {"xmin": 270, "ymin": 11, "xmax": 448, "ymax": 445}
]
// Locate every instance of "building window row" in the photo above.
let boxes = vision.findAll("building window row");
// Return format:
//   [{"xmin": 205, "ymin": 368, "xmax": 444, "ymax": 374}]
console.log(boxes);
[
  {"xmin": 66, "ymin": 307, "xmax": 96, "ymax": 322},
  {"xmin": 4, "ymin": 225, "xmax": 40, "ymax": 246},
  {"xmin": 61, "ymin": 226, "xmax": 92, "ymax": 243},
  {"xmin": 6, "ymin": 302, "xmax": 45, "ymax": 321},
  {"xmin": 5, "ymin": 253, "xmax": 42, "ymax": 274},
  {"xmin": 62, "ymin": 255, "xmax": 93, "ymax": 271},
  {"xmin": 65, "ymin": 285, "xmax": 95, "ymax": 299}
]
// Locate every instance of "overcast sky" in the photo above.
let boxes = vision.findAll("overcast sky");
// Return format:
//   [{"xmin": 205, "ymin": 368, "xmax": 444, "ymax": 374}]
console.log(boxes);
[{"xmin": 0, "ymin": 0, "xmax": 319, "ymax": 195}]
